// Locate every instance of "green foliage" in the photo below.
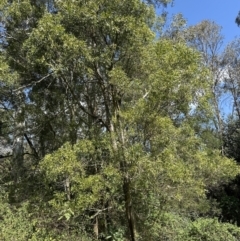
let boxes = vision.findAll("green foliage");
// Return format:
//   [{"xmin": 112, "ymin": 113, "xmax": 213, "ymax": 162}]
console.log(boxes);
[
  {"xmin": 0, "ymin": 56, "xmax": 19, "ymax": 85},
  {"xmin": 0, "ymin": 0, "xmax": 240, "ymax": 240},
  {"xmin": 183, "ymin": 218, "xmax": 240, "ymax": 241},
  {"xmin": 0, "ymin": 200, "xmax": 93, "ymax": 240},
  {"xmin": 41, "ymin": 141, "xmax": 104, "ymax": 212},
  {"xmin": 224, "ymin": 119, "xmax": 240, "ymax": 162},
  {"xmin": 140, "ymin": 213, "xmax": 240, "ymax": 241},
  {"xmin": 0, "ymin": 202, "xmax": 34, "ymax": 241}
]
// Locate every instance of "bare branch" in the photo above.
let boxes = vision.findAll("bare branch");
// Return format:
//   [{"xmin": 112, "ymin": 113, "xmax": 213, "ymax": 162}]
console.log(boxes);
[{"xmin": 13, "ymin": 72, "xmax": 53, "ymax": 92}]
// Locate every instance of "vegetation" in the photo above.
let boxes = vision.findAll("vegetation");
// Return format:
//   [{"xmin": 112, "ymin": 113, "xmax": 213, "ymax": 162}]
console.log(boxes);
[{"xmin": 0, "ymin": 0, "xmax": 240, "ymax": 240}]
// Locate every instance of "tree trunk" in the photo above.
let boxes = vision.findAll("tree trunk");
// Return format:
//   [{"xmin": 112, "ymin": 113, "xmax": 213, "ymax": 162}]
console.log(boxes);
[
  {"xmin": 110, "ymin": 118, "xmax": 136, "ymax": 241},
  {"xmin": 123, "ymin": 178, "xmax": 136, "ymax": 241},
  {"xmin": 212, "ymin": 90, "xmax": 224, "ymax": 154},
  {"xmin": 12, "ymin": 92, "xmax": 25, "ymax": 182}
]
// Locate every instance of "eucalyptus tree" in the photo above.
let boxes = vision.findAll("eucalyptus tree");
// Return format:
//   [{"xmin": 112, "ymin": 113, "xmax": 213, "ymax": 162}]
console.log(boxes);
[
  {"xmin": 216, "ymin": 39, "xmax": 240, "ymax": 225},
  {"xmin": 184, "ymin": 20, "xmax": 225, "ymax": 152},
  {"xmin": 222, "ymin": 39, "xmax": 240, "ymax": 120}
]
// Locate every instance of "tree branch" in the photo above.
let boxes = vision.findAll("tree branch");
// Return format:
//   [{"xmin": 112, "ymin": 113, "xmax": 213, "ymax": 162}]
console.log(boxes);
[
  {"xmin": 24, "ymin": 133, "xmax": 39, "ymax": 160},
  {"xmin": 13, "ymin": 72, "xmax": 53, "ymax": 92}
]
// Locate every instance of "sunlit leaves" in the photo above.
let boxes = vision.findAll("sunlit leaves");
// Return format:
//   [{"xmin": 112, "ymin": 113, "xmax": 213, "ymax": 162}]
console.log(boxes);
[
  {"xmin": 1, "ymin": 0, "xmax": 240, "ymax": 240},
  {"xmin": 0, "ymin": 55, "xmax": 19, "ymax": 85}
]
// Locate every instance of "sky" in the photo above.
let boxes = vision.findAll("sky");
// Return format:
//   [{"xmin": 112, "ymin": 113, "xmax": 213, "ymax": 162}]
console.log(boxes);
[{"xmin": 166, "ymin": 0, "xmax": 240, "ymax": 48}]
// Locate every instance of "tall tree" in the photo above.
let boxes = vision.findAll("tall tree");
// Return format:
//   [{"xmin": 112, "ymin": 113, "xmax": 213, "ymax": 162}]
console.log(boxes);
[
  {"xmin": 222, "ymin": 39, "xmax": 240, "ymax": 120},
  {"xmin": 216, "ymin": 38, "xmax": 240, "ymax": 225},
  {"xmin": 184, "ymin": 20, "xmax": 225, "ymax": 153}
]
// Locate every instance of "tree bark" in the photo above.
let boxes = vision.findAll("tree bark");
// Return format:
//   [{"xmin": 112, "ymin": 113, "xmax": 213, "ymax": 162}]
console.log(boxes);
[
  {"xmin": 12, "ymin": 91, "xmax": 25, "ymax": 182},
  {"xmin": 110, "ymin": 118, "xmax": 136, "ymax": 241},
  {"xmin": 123, "ymin": 178, "xmax": 136, "ymax": 241}
]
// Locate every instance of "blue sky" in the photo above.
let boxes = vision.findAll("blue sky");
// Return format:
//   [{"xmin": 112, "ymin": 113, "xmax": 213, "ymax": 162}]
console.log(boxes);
[{"xmin": 166, "ymin": 0, "xmax": 240, "ymax": 48}]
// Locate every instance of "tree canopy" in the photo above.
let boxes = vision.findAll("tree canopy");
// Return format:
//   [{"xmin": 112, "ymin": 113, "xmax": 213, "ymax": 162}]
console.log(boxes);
[{"xmin": 0, "ymin": 1, "xmax": 240, "ymax": 240}]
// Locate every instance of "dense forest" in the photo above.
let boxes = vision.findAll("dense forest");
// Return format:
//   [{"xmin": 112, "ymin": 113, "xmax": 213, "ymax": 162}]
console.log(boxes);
[{"xmin": 1, "ymin": 0, "xmax": 240, "ymax": 240}]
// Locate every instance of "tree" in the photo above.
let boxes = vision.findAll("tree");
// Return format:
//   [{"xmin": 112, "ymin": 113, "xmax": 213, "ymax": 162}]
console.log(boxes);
[
  {"xmin": 203, "ymin": 37, "xmax": 240, "ymax": 226},
  {"xmin": 184, "ymin": 20, "xmax": 225, "ymax": 153},
  {"xmin": 222, "ymin": 39, "xmax": 240, "ymax": 120}
]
